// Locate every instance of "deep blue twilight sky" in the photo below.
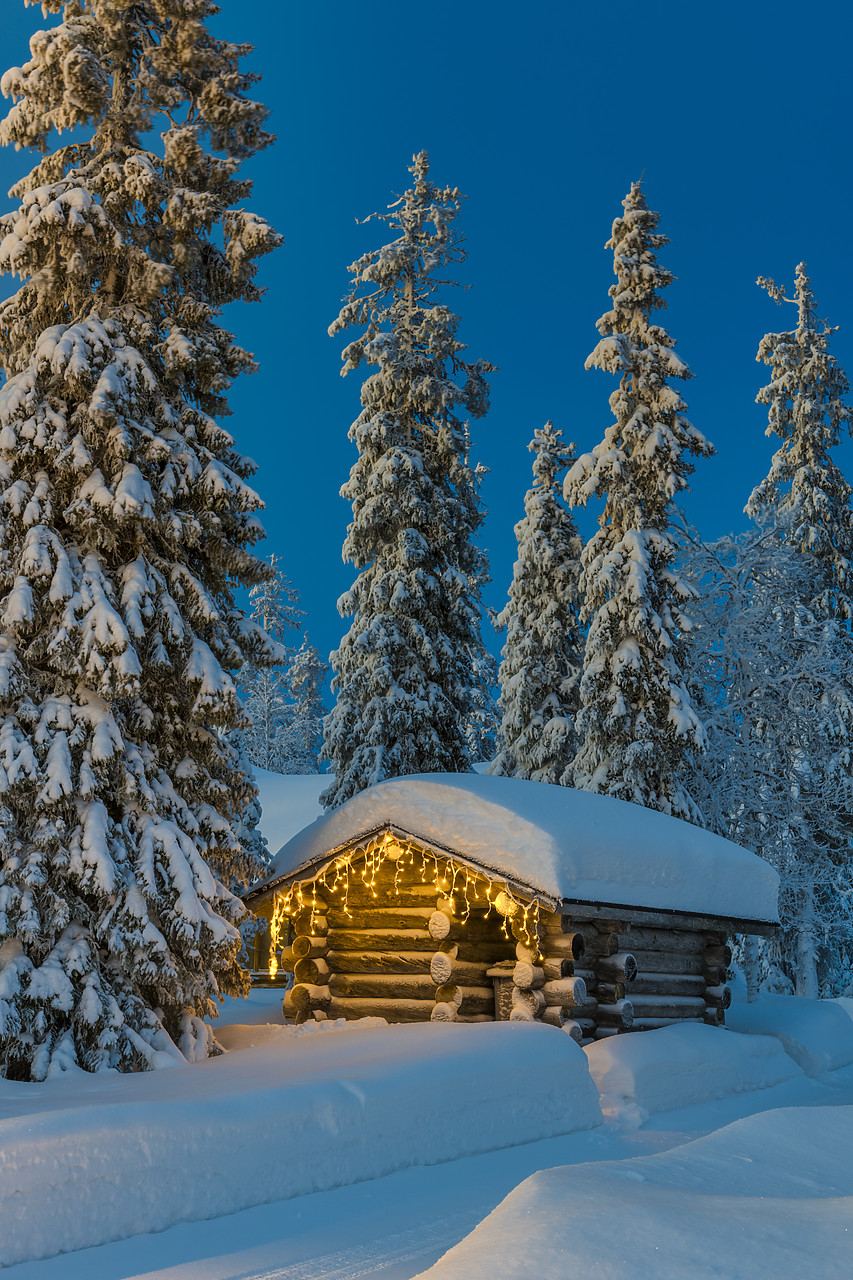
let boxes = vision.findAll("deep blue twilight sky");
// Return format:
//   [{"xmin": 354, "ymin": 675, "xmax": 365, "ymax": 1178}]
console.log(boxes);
[{"xmin": 1, "ymin": 1, "xmax": 852, "ymax": 671}]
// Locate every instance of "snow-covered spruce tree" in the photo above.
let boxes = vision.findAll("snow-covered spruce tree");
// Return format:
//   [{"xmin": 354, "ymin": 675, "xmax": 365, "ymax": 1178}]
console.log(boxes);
[
  {"xmin": 489, "ymin": 422, "xmax": 583, "ymax": 783},
  {"xmin": 280, "ymin": 640, "xmax": 328, "ymax": 774},
  {"xmin": 0, "ymin": 2, "xmax": 281, "ymax": 1078},
  {"xmin": 740, "ymin": 265, "xmax": 853, "ymax": 995},
  {"xmin": 747, "ymin": 264, "xmax": 853, "ymax": 620},
  {"xmin": 680, "ymin": 520, "xmax": 853, "ymax": 998},
  {"xmin": 321, "ymin": 152, "xmax": 493, "ymax": 808},
  {"xmin": 239, "ymin": 554, "xmax": 302, "ymax": 772},
  {"xmin": 565, "ymin": 183, "xmax": 713, "ymax": 822}
]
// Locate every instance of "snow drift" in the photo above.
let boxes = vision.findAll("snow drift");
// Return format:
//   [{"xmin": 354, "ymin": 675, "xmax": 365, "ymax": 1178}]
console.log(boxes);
[
  {"xmin": 0, "ymin": 1020, "xmax": 601, "ymax": 1267},
  {"xmin": 416, "ymin": 1104, "xmax": 853, "ymax": 1279},
  {"xmin": 727, "ymin": 995, "xmax": 853, "ymax": 1075},
  {"xmin": 259, "ymin": 773, "xmax": 778, "ymax": 922},
  {"xmin": 585, "ymin": 1022, "xmax": 802, "ymax": 1127}
]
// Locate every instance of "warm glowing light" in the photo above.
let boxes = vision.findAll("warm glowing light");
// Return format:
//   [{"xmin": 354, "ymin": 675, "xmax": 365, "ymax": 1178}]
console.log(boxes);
[{"xmin": 267, "ymin": 830, "xmax": 542, "ymax": 972}]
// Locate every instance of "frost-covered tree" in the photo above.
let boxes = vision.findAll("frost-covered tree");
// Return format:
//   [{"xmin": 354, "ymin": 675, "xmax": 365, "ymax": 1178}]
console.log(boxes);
[
  {"xmin": 0, "ymin": 1, "xmax": 281, "ymax": 1078},
  {"xmin": 565, "ymin": 183, "xmax": 713, "ymax": 822},
  {"xmin": 239, "ymin": 554, "xmax": 302, "ymax": 771},
  {"xmin": 489, "ymin": 422, "xmax": 583, "ymax": 783},
  {"xmin": 747, "ymin": 264, "xmax": 853, "ymax": 621},
  {"xmin": 681, "ymin": 520, "xmax": 853, "ymax": 998},
  {"xmin": 737, "ymin": 266, "xmax": 853, "ymax": 994},
  {"xmin": 321, "ymin": 152, "xmax": 493, "ymax": 808},
  {"xmin": 279, "ymin": 640, "xmax": 328, "ymax": 774}
]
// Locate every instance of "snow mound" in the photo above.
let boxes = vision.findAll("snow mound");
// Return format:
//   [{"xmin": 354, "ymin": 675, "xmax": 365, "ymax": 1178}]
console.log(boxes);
[
  {"xmin": 259, "ymin": 773, "xmax": 778, "ymax": 923},
  {"xmin": 416, "ymin": 1104, "xmax": 853, "ymax": 1279},
  {"xmin": 726, "ymin": 996, "xmax": 853, "ymax": 1076},
  {"xmin": 0, "ymin": 1021, "xmax": 601, "ymax": 1268},
  {"xmin": 585, "ymin": 1023, "xmax": 802, "ymax": 1127},
  {"xmin": 832, "ymin": 996, "xmax": 853, "ymax": 1025},
  {"xmin": 254, "ymin": 768, "xmax": 327, "ymax": 853}
]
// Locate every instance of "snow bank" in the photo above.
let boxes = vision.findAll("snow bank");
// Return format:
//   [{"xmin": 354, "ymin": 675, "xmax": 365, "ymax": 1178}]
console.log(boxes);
[
  {"xmin": 416, "ymin": 1104, "xmax": 853, "ymax": 1279},
  {"xmin": 832, "ymin": 996, "xmax": 853, "ymax": 1025},
  {"xmin": 253, "ymin": 768, "xmax": 326, "ymax": 853},
  {"xmin": 0, "ymin": 1020, "xmax": 601, "ymax": 1268},
  {"xmin": 258, "ymin": 773, "xmax": 778, "ymax": 923},
  {"xmin": 726, "ymin": 996, "xmax": 853, "ymax": 1075},
  {"xmin": 585, "ymin": 1023, "xmax": 801, "ymax": 1126}
]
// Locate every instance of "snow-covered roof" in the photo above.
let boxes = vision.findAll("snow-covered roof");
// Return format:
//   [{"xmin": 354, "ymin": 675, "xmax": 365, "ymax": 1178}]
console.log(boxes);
[{"xmin": 252, "ymin": 773, "xmax": 779, "ymax": 924}]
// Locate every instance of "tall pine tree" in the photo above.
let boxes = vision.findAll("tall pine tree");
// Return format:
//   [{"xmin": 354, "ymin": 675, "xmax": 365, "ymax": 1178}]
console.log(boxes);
[
  {"xmin": 746, "ymin": 263, "xmax": 853, "ymax": 619},
  {"xmin": 565, "ymin": 183, "xmax": 712, "ymax": 822},
  {"xmin": 743, "ymin": 265, "xmax": 853, "ymax": 995},
  {"xmin": 489, "ymin": 422, "xmax": 583, "ymax": 783},
  {"xmin": 321, "ymin": 152, "xmax": 492, "ymax": 808},
  {"xmin": 0, "ymin": 2, "xmax": 281, "ymax": 1078}
]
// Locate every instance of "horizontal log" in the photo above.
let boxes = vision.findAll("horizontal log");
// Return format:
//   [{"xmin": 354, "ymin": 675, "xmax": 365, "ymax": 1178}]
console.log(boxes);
[
  {"xmin": 282, "ymin": 987, "xmax": 296, "ymax": 1019},
  {"xmin": 560, "ymin": 901, "xmax": 776, "ymax": 937},
  {"xmin": 567, "ymin": 966, "xmax": 598, "ymax": 989},
  {"xmin": 542, "ymin": 977, "xmax": 588, "ymax": 1007},
  {"xmin": 595, "ymin": 952, "xmax": 638, "ymax": 982},
  {"xmin": 705, "ymin": 984, "xmax": 733, "ymax": 1010},
  {"xmin": 329, "ymin": 973, "xmax": 431, "ymax": 1000},
  {"xmin": 595, "ymin": 1000, "xmax": 634, "ymax": 1028},
  {"xmin": 540, "ymin": 934, "xmax": 593, "ymax": 962},
  {"xmin": 325, "ymin": 996, "xmax": 433, "ymax": 1021},
  {"xmin": 513, "ymin": 962, "xmax": 544, "ymax": 990},
  {"xmin": 592, "ymin": 1026, "xmax": 622, "ymax": 1039},
  {"xmin": 327, "ymin": 907, "xmax": 436, "ymax": 931},
  {"xmin": 291, "ymin": 983, "xmax": 331, "ymax": 1014},
  {"xmin": 632, "ymin": 1016, "xmax": 704, "ymax": 1031},
  {"xmin": 326, "ymin": 949, "xmax": 434, "ymax": 975},
  {"xmin": 541, "ymin": 958, "xmax": 573, "ymax": 982},
  {"xmin": 278, "ymin": 945, "xmax": 295, "ymax": 973},
  {"xmin": 326, "ymin": 882, "xmax": 442, "ymax": 908},
  {"xmin": 291, "ymin": 934, "xmax": 329, "ymax": 961},
  {"xmin": 291, "ymin": 912, "xmax": 329, "ymax": 937},
  {"xmin": 540, "ymin": 1006, "xmax": 572, "ymax": 1029},
  {"xmin": 705, "ymin": 943, "xmax": 734, "ymax": 968},
  {"xmin": 431, "ymin": 1001, "xmax": 457, "ymax": 1022},
  {"xmin": 629, "ymin": 949, "xmax": 706, "ymax": 975},
  {"xmin": 627, "ymin": 994, "xmax": 707, "ymax": 1019},
  {"xmin": 594, "ymin": 981, "xmax": 628, "ymax": 1004},
  {"xmin": 327, "ymin": 928, "xmax": 432, "ymax": 951},
  {"xmin": 611, "ymin": 972, "xmax": 706, "ymax": 998},
  {"xmin": 457, "ymin": 940, "xmax": 517, "ymax": 964},
  {"xmin": 562, "ymin": 1020, "xmax": 584, "ymax": 1044},
  {"xmin": 293, "ymin": 956, "xmax": 330, "ymax": 985},
  {"xmin": 584, "ymin": 933, "xmax": 619, "ymax": 958},
  {"xmin": 704, "ymin": 1006, "xmax": 726, "ymax": 1026},
  {"xmin": 512, "ymin": 988, "xmax": 545, "ymax": 1017},
  {"xmin": 620, "ymin": 927, "xmax": 706, "ymax": 954}
]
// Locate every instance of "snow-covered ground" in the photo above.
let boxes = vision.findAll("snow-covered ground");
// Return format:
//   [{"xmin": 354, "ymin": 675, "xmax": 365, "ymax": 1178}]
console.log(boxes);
[
  {"xmin": 4, "ymin": 1002, "xmax": 853, "ymax": 1278},
  {"xmin": 3, "ymin": 773, "xmax": 851, "ymax": 1279}
]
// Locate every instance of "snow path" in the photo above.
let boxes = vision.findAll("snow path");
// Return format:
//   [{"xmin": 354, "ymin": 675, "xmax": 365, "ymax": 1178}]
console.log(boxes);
[{"xmin": 7, "ymin": 1064, "xmax": 853, "ymax": 1280}]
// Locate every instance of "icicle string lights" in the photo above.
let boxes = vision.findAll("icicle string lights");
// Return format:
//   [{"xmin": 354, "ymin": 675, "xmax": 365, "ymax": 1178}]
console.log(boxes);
[{"xmin": 267, "ymin": 831, "xmax": 542, "ymax": 972}]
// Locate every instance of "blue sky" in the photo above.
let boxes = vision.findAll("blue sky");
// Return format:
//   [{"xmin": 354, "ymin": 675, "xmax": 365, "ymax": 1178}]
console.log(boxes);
[{"xmin": 1, "ymin": 1, "xmax": 852, "ymax": 670}]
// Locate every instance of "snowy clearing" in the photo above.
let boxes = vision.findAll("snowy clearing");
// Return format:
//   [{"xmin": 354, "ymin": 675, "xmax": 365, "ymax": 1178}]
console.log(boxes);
[
  {"xmin": 417, "ymin": 1103, "xmax": 853, "ymax": 1280},
  {"xmin": 585, "ymin": 1021, "xmax": 802, "ymax": 1127},
  {"xmin": 726, "ymin": 994, "xmax": 853, "ymax": 1075},
  {"xmin": 0, "ymin": 1019, "xmax": 599, "ymax": 1268}
]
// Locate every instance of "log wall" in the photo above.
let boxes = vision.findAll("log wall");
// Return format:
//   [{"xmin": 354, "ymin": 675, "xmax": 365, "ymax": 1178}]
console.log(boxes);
[
  {"xmin": 274, "ymin": 845, "xmax": 733, "ymax": 1037},
  {"xmin": 282, "ymin": 857, "xmax": 514, "ymax": 1024},
  {"xmin": 542, "ymin": 910, "xmax": 732, "ymax": 1042}
]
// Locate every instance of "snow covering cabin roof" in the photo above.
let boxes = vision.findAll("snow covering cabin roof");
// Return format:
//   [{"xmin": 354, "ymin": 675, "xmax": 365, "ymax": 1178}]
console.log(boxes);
[{"xmin": 249, "ymin": 774, "xmax": 779, "ymax": 925}]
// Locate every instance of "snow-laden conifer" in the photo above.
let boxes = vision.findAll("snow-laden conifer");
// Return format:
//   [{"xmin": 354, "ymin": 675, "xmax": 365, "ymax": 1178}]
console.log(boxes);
[
  {"xmin": 489, "ymin": 422, "xmax": 583, "ymax": 783},
  {"xmin": 282, "ymin": 641, "xmax": 328, "ymax": 774},
  {"xmin": 239, "ymin": 555, "xmax": 302, "ymax": 772},
  {"xmin": 0, "ymin": 2, "xmax": 281, "ymax": 1078},
  {"xmin": 565, "ymin": 183, "xmax": 712, "ymax": 822},
  {"xmin": 682, "ymin": 521, "xmax": 853, "ymax": 997},
  {"xmin": 747, "ymin": 264, "xmax": 853, "ymax": 620},
  {"xmin": 321, "ymin": 153, "xmax": 493, "ymax": 808}
]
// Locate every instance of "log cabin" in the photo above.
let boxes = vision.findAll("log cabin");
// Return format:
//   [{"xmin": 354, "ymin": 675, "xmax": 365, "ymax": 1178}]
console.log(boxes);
[{"xmin": 243, "ymin": 774, "xmax": 778, "ymax": 1042}]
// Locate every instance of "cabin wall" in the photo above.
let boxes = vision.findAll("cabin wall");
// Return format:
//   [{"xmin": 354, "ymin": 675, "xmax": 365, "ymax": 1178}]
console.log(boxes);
[
  {"xmin": 280, "ymin": 859, "xmax": 516, "ymax": 1024},
  {"xmin": 532, "ymin": 910, "xmax": 732, "ymax": 1042}
]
